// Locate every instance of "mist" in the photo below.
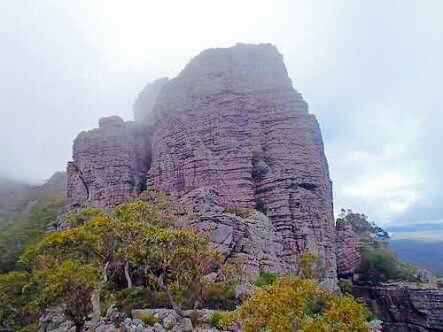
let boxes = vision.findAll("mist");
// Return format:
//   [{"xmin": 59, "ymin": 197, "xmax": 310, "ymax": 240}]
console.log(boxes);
[{"xmin": 1, "ymin": 0, "xmax": 442, "ymax": 227}]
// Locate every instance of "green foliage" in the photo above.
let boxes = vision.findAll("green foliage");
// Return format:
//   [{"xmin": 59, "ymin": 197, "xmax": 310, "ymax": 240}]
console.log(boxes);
[
  {"xmin": 39, "ymin": 260, "xmax": 99, "ymax": 330},
  {"xmin": 115, "ymin": 287, "xmax": 169, "ymax": 314},
  {"xmin": 66, "ymin": 208, "xmax": 105, "ymax": 226},
  {"xmin": 254, "ymin": 271, "xmax": 277, "ymax": 287},
  {"xmin": 221, "ymin": 277, "xmax": 370, "ymax": 332},
  {"xmin": 140, "ymin": 313, "xmax": 161, "ymax": 326},
  {"xmin": 337, "ymin": 209, "xmax": 389, "ymax": 242},
  {"xmin": 208, "ymin": 311, "xmax": 226, "ymax": 329},
  {"xmin": 298, "ymin": 252, "xmax": 319, "ymax": 279},
  {"xmin": 357, "ymin": 244, "xmax": 417, "ymax": 283},
  {"xmin": 0, "ymin": 271, "xmax": 37, "ymax": 330},
  {"xmin": 338, "ymin": 279, "xmax": 353, "ymax": 294},
  {"xmin": 0, "ymin": 197, "xmax": 66, "ymax": 272},
  {"xmin": 201, "ymin": 282, "xmax": 238, "ymax": 310},
  {"xmin": 16, "ymin": 199, "xmax": 221, "ymax": 320}
]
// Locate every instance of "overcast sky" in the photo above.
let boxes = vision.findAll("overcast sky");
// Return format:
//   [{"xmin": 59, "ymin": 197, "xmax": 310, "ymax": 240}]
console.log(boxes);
[{"xmin": 1, "ymin": 0, "xmax": 442, "ymax": 227}]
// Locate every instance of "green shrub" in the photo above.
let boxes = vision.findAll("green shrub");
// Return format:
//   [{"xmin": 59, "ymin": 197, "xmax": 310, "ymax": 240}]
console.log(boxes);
[
  {"xmin": 209, "ymin": 311, "xmax": 225, "ymax": 328},
  {"xmin": 140, "ymin": 313, "xmax": 160, "ymax": 326},
  {"xmin": 66, "ymin": 208, "xmax": 104, "ymax": 226},
  {"xmin": 115, "ymin": 288, "xmax": 170, "ymax": 314},
  {"xmin": 357, "ymin": 245, "xmax": 417, "ymax": 283},
  {"xmin": 338, "ymin": 279, "xmax": 353, "ymax": 294},
  {"xmin": 201, "ymin": 282, "xmax": 237, "ymax": 310},
  {"xmin": 254, "ymin": 271, "xmax": 277, "ymax": 287},
  {"xmin": 221, "ymin": 277, "xmax": 370, "ymax": 332}
]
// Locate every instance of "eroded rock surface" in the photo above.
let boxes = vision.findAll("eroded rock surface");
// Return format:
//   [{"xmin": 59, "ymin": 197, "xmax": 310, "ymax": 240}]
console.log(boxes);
[
  {"xmin": 336, "ymin": 218, "xmax": 362, "ymax": 278},
  {"xmin": 335, "ymin": 211, "xmax": 390, "ymax": 278},
  {"xmin": 67, "ymin": 116, "xmax": 151, "ymax": 208},
  {"xmin": 147, "ymin": 43, "xmax": 336, "ymax": 279},
  {"xmin": 354, "ymin": 283, "xmax": 443, "ymax": 332},
  {"xmin": 67, "ymin": 43, "xmax": 336, "ymax": 279}
]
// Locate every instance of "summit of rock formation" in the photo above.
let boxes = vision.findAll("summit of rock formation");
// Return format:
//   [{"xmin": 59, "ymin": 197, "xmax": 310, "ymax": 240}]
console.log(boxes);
[{"xmin": 66, "ymin": 43, "xmax": 336, "ymax": 280}]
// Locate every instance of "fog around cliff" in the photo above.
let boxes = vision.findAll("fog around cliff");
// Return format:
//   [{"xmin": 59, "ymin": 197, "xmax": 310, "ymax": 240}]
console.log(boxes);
[{"xmin": 0, "ymin": 0, "xmax": 442, "ymax": 229}]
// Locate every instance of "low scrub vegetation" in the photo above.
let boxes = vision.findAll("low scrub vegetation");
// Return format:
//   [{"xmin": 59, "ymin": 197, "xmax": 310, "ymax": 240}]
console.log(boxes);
[
  {"xmin": 0, "ymin": 194, "xmax": 373, "ymax": 331},
  {"xmin": 221, "ymin": 277, "xmax": 371, "ymax": 332},
  {"xmin": 357, "ymin": 244, "xmax": 417, "ymax": 283}
]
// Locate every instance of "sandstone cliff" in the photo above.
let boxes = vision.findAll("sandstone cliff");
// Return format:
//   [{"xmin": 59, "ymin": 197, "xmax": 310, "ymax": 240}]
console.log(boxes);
[
  {"xmin": 67, "ymin": 43, "xmax": 336, "ymax": 280},
  {"xmin": 67, "ymin": 116, "xmax": 151, "ymax": 208},
  {"xmin": 354, "ymin": 283, "xmax": 443, "ymax": 332},
  {"xmin": 147, "ymin": 43, "xmax": 336, "ymax": 279}
]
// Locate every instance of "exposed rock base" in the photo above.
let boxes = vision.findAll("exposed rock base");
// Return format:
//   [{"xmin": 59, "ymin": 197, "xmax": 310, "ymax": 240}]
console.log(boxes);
[
  {"xmin": 353, "ymin": 283, "xmax": 443, "ymax": 332},
  {"xmin": 146, "ymin": 44, "xmax": 336, "ymax": 279}
]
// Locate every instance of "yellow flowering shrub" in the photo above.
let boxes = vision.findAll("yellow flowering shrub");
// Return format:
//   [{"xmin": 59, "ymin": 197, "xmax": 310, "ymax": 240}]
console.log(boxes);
[{"xmin": 222, "ymin": 277, "xmax": 370, "ymax": 332}]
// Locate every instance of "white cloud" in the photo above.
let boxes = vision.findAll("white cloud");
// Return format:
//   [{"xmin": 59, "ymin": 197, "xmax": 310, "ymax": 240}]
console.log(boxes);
[{"xmin": 0, "ymin": 0, "xmax": 442, "ymax": 226}]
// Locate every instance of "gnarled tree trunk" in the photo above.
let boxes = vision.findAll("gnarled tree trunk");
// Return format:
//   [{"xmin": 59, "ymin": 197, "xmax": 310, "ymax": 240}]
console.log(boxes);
[{"xmin": 124, "ymin": 261, "xmax": 132, "ymax": 288}]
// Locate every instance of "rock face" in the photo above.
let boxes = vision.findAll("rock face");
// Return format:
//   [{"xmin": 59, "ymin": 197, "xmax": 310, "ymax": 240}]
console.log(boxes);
[
  {"xmin": 336, "ymin": 218, "xmax": 362, "ymax": 278},
  {"xmin": 67, "ymin": 116, "xmax": 151, "ymax": 208},
  {"xmin": 67, "ymin": 43, "xmax": 336, "ymax": 279},
  {"xmin": 335, "ymin": 212, "xmax": 389, "ymax": 278},
  {"xmin": 181, "ymin": 187, "xmax": 288, "ymax": 277},
  {"xmin": 353, "ymin": 283, "xmax": 443, "ymax": 332},
  {"xmin": 147, "ymin": 43, "xmax": 336, "ymax": 279}
]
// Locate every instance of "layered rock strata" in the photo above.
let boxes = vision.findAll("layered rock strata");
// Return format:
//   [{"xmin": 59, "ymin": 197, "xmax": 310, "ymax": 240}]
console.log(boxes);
[
  {"xmin": 147, "ymin": 43, "xmax": 336, "ymax": 279},
  {"xmin": 336, "ymin": 218, "xmax": 362, "ymax": 277},
  {"xmin": 354, "ymin": 283, "xmax": 443, "ymax": 332},
  {"xmin": 67, "ymin": 116, "xmax": 151, "ymax": 208},
  {"xmin": 67, "ymin": 43, "xmax": 336, "ymax": 279},
  {"xmin": 335, "ymin": 212, "xmax": 390, "ymax": 278}
]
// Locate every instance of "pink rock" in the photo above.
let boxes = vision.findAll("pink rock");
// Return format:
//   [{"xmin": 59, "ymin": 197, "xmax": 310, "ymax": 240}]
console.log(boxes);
[
  {"xmin": 67, "ymin": 116, "xmax": 151, "ymax": 208},
  {"xmin": 147, "ymin": 43, "xmax": 336, "ymax": 280}
]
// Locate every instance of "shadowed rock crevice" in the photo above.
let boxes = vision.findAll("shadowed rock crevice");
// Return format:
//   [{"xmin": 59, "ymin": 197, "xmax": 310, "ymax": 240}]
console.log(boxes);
[{"xmin": 67, "ymin": 116, "xmax": 152, "ymax": 208}]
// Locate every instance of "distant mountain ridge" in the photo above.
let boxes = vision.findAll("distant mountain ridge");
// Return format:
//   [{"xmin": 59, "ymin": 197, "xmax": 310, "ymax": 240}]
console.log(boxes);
[{"xmin": 390, "ymin": 239, "xmax": 443, "ymax": 276}]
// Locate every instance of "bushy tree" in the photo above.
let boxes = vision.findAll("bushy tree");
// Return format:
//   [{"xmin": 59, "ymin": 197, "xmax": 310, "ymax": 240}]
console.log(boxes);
[
  {"xmin": 17, "ymin": 197, "xmax": 220, "ymax": 325},
  {"xmin": 0, "ymin": 272, "xmax": 31, "ymax": 330},
  {"xmin": 221, "ymin": 277, "xmax": 370, "ymax": 332},
  {"xmin": 38, "ymin": 260, "xmax": 99, "ymax": 331}
]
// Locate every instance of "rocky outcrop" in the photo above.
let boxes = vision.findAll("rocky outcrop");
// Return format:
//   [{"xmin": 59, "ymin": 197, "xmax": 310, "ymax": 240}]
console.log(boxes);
[
  {"xmin": 335, "ymin": 211, "xmax": 389, "ymax": 278},
  {"xmin": 336, "ymin": 218, "xmax": 362, "ymax": 278},
  {"xmin": 66, "ymin": 43, "xmax": 336, "ymax": 279},
  {"xmin": 353, "ymin": 283, "xmax": 443, "ymax": 332},
  {"xmin": 182, "ymin": 187, "xmax": 287, "ymax": 278},
  {"xmin": 67, "ymin": 116, "xmax": 151, "ymax": 208},
  {"xmin": 146, "ymin": 43, "xmax": 336, "ymax": 280}
]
